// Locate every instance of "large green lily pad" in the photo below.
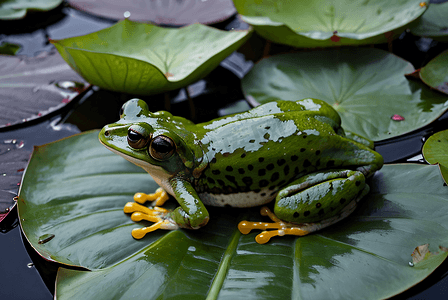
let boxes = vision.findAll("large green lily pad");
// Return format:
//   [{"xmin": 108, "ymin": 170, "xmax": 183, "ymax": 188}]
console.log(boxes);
[
  {"xmin": 17, "ymin": 131, "xmax": 448, "ymax": 299},
  {"xmin": 419, "ymin": 50, "xmax": 448, "ymax": 95},
  {"xmin": 410, "ymin": 1, "xmax": 448, "ymax": 41},
  {"xmin": 232, "ymin": 0, "xmax": 427, "ymax": 47},
  {"xmin": 241, "ymin": 48, "xmax": 448, "ymax": 141},
  {"xmin": 422, "ymin": 129, "xmax": 448, "ymax": 184},
  {"xmin": 51, "ymin": 19, "xmax": 252, "ymax": 95},
  {"xmin": 0, "ymin": 0, "xmax": 62, "ymax": 20}
]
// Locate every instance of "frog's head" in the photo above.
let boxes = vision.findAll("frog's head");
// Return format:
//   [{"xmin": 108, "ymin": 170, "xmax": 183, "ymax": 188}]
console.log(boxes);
[{"xmin": 99, "ymin": 99, "xmax": 204, "ymax": 178}]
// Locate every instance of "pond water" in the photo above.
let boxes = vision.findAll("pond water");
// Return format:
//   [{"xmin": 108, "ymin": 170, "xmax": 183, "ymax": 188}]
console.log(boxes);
[{"xmin": 1, "ymin": 3, "xmax": 448, "ymax": 299}]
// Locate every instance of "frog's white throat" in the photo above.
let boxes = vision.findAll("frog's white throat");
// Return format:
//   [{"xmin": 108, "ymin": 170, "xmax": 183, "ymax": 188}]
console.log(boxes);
[{"xmin": 103, "ymin": 145, "xmax": 175, "ymax": 196}]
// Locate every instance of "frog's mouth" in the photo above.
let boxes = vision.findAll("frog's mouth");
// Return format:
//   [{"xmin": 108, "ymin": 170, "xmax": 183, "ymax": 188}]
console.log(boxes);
[{"xmin": 99, "ymin": 139, "xmax": 175, "ymax": 196}]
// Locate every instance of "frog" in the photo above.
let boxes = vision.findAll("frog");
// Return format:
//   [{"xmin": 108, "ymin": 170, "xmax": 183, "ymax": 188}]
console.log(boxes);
[{"xmin": 99, "ymin": 98, "xmax": 383, "ymax": 244}]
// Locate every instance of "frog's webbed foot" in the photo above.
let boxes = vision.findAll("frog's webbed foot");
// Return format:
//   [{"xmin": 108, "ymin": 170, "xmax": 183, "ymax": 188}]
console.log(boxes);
[
  {"xmin": 239, "ymin": 199, "xmax": 358, "ymax": 244},
  {"xmin": 124, "ymin": 187, "xmax": 178, "ymax": 239}
]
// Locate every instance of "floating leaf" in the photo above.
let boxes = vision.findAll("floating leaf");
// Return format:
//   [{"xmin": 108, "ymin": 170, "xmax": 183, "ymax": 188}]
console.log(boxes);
[
  {"xmin": 419, "ymin": 50, "xmax": 448, "ymax": 95},
  {"xmin": 16, "ymin": 131, "xmax": 448, "ymax": 299},
  {"xmin": 51, "ymin": 19, "xmax": 252, "ymax": 95},
  {"xmin": 422, "ymin": 129, "xmax": 448, "ymax": 184},
  {"xmin": 241, "ymin": 48, "xmax": 448, "ymax": 141},
  {"xmin": 68, "ymin": 0, "xmax": 236, "ymax": 25},
  {"xmin": 232, "ymin": 0, "xmax": 427, "ymax": 47},
  {"xmin": 0, "ymin": 0, "xmax": 62, "ymax": 20},
  {"xmin": 410, "ymin": 1, "xmax": 448, "ymax": 41},
  {"xmin": 0, "ymin": 51, "xmax": 90, "ymax": 128}
]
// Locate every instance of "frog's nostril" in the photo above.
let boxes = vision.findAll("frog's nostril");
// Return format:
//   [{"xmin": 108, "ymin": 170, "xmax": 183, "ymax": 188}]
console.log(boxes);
[{"xmin": 105, "ymin": 130, "xmax": 110, "ymax": 137}]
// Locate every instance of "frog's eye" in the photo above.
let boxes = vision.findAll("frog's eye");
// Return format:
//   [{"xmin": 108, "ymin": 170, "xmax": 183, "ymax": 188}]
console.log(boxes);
[
  {"xmin": 127, "ymin": 128, "xmax": 150, "ymax": 149},
  {"xmin": 149, "ymin": 136, "xmax": 175, "ymax": 160}
]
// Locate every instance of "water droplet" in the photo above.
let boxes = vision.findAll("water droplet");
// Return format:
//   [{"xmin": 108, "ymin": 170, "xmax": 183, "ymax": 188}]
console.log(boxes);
[
  {"xmin": 27, "ymin": 263, "xmax": 34, "ymax": 268},
  {"xmin": 124, "ymin": 11, "xmax": 131, "ymax": 18},
  {"xmin": 2, "ymin": 173, "xmax": 5, "ymax": 176},
  {"xmin": 188, "ymin": 246, "xmax": 196, "ymax": 252},
  {"xmin": 391, "ymin": 114, "xmax": 405, "ymax": 121},
  {"xmin": 55, "ymin": 81, "xmax": 85, "ymax": 92},
  {"xmin": 409, "ymin": 262, "xmax": 414, "ymax": 267},
  {"xmin": 38, "ymin": 234, "xmax": 55, "ymax": 244}
]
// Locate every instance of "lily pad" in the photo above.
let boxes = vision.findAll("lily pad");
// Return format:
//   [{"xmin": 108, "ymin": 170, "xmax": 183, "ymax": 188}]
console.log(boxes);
[
  {"xmin": 0, "ymin": 0, "xmax": 62, "ymax": 20},
  {"xmin": 422, "ymin": 129, "xmax": 448, "ymax": 184},
  {"xmin": 410, "ymin": 1, "xmax": 448, "ymax": 41},
  {"xmin": 68, "ymin": 0, "xmax": 236, "ymax": 25},
  {"xmin": 0, "ymin": 51, "xmax": 90, "ymax": 128},
  {"xmin": 17, "ymin": 131, "xmax": 448, "ymax": 299},
  {"xmin": 232, "ymin": 0, "xmax": 427, "ymax": 48},
  {"xmin": 241, "ymin": 48, "xmax": 448, "ymax": 141},
  {"xmin": 419, "ymin": 50, "xmax": 448, "ymax": 95},
  {"xmin": 51, "ymin": 19, "xmax": 252, "ymax": 95}
]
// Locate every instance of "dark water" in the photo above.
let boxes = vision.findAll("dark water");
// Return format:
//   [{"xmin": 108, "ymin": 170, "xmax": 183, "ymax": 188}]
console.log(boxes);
[{"xmin": 1, "ymin": 3, "xmax": 448, "ymax": 299}]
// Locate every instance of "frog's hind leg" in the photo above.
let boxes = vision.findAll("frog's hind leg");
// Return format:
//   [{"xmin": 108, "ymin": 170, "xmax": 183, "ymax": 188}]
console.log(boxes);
[
  {"xmin": 239, "ymin": 195, "xmax": 360, "ymax": 244},
  {"xmin": 238, "ymin": 170, "xmax": 370, "ymax": 244},
  {"xmin": 123, "ymin": 187, "xmax": 178, "ymax": 239},
  {"xmin": 238, "ymin": 188, "xmax": 365, "ymax": 244}
]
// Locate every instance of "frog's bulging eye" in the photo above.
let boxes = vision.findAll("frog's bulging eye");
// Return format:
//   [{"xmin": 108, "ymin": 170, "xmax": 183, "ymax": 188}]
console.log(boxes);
[
  {"xmin": 149, "ymin": 136, "xmax": 175, "ymax": 160},
  {"xmin": 127, "ymin": 128, "xmax": 150, "ymax": 149}
]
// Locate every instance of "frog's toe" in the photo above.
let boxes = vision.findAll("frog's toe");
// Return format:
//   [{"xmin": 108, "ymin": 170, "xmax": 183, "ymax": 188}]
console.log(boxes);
[
  {"xmin": 131, "ymin": 220, "xmax": 179, "ymax": 239},
  {"xmin": 124, "ymin": 202, "xmax": 178, "ymax": 239},
  {"xmin": 133, "ymin": 187, "xmax": 169, "ymax": 206},
  {"xmin": 238, "ymin": 207, "xmax": 309, "ymax": 244}
]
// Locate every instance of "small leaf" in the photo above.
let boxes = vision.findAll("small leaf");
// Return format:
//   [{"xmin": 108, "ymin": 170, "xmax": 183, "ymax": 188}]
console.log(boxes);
[
  {"xmin": 233, "ymin": 0, "xmax": 427, "ymax": 47},
  {"xmin": 51, "ymin": 19, "xmax": 252, "ymax": 95},
  {"xmin": 0, "ymin": 0, "xmax": 62, "ymax": 20},
  {"xmin": 0, "ymin": 51, "xmax": 90, "ymax": 128},
  {"xmin": 422, "ymin": 129, "xmax": 448, "ymax": 184},
  {"xmin": 410, "ymin": 1, "xmax": 448, "ymax": 41},
  {"xmin": 0, "ymin": 42, "xmax": 21, "ymax": 55},
  {"xmin": 411, "ymin": 244, "xmax": 448, "ymax": 269},
  {"xmin": 68, "ymin": 0, "xmax": 236, "ymax": 25},
  {"xmin": 241, "ymin": 48, "xmax": 448, "ymax": 141},
  {"xmin": 419, "ymin": 50, "xmax": 448, "ymax": 95}
]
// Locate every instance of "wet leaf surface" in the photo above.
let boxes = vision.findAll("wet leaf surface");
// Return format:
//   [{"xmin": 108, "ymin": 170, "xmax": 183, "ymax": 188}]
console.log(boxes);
[
  {"xmin": 16, "ymin": 131, "xmax": 448, "ymax": 299},
  {"xmin": 0, "ymin": 139, "xmax": 30, "ymax": 222},
  {"xmin": 0, "ymin": 51, "xmax": 90, "ymax": 128},
  {"xmin": 410, "ymin": 1, "xmax": 448, "ymax": 41},
  {"xmin": 233, "ymin": 0, "xmax": 427, "ymax": 47},
  {"xmin": 422, "ymin": 129, "xmax": 448, "ymax": 184},
  {"xmin": 0, "ymin": 0, "xmax": 63, "ymax": 20},
  {"xmin": 52, "ymin": 19, "xmax": 252, "ymax": 95},
  {"xmin": 241, "ymin": 48, "xmax": 448, "ymax": 141},
  {"xmin": 68, "ymin": 0, "xmax": 236, "ymax": 25}
]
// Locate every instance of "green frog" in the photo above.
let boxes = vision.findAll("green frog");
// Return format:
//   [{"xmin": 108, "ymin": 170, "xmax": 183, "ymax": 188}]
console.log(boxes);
[{"xmin": 99, "ymin": 98, "xmax": 383, "ymax": 244}]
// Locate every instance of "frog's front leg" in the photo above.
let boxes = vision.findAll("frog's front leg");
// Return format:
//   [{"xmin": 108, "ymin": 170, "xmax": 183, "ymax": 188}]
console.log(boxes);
[
  {"xmin": 238, "ymin": 170, "xmax": 368, "ymax": 244},
  {"xmin": 124, "ymin": 179, "xmax": 209, "ymax": 239}
]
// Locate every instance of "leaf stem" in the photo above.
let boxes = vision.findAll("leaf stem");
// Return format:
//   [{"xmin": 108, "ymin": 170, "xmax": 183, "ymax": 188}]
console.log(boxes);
[{"xmin": 205, "ymin": 227, "xmax": 241, "ymax": 299}]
